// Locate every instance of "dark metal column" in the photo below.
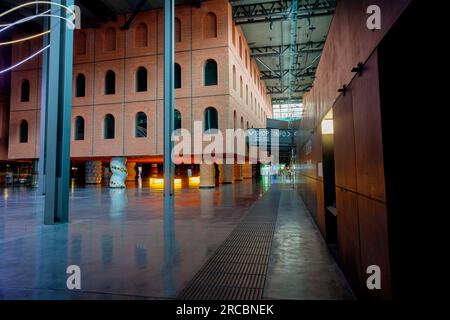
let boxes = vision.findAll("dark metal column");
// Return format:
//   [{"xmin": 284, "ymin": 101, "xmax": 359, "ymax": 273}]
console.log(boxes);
[
  {"xmin": 163, "ymin": 0, "xmax": 175, "ymax": 197},
  {"xmin": 43, "ymin": 0, "xmax": 74, "ymax": 224}
]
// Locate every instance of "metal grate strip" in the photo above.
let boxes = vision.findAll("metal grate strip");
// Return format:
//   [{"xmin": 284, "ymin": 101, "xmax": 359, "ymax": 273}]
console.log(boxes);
[{"xmin": 177, "ymin": 189, "xmax": 280, "ymax": 300}]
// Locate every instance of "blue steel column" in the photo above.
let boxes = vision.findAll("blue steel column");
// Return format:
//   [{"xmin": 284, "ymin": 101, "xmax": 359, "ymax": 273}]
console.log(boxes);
[
  {"xmin": 164, "ymin": 0, "xmax": 175, "ymax": 197},
  {"xmin": 43, "ymin": 0, "xmax": 74, "ymax": 224},
  {"xmin": 38, "ymin": 7, "xmax": 50, "ymax": 196}
]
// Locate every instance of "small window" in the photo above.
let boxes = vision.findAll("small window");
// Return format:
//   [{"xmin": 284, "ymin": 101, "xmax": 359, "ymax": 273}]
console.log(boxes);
[
  {"xmin": 21, "ymin": 79, "xmax": 30, "ymax": 102},
  {"xmin": 104, "ymin": 114, "xmax": 115, "ymax": 139},
  {"xmin": 175, "ymin": 63, "xmax": 181, "ymax": 89},
  {"xmin": 19, "ymin": 120, "xmax": 28, "ymax": 143},
  {"xmin": 135, "ymin": 23, "xmax": 148, "ymax": 47},
  {"xmin": 75, "ymin": 74, "xmax": 86, "ymax": 97},
  {"xmin": 204, "ymin": 107, "xmax": 218, "ymax": 131},
  {"xmin": 239, "ymin": 76, "xmax": 243, "ymax": 98},
  {"xmin": 246, "ymin": 85, "xmax": 248, "ymax": 105},
  {"xmin": 105, "ymin": 70, "xmax": 115, "ymax": 95},
  {"xmin": 76, "ymin": 31, "xmax": 87, "ymax": 55},
  {"xmin": 204, "ymin": 59, "xmax": 217, "ymax": 86},
  {"xmin": 232, "ymin": 25, "xmax": 235, "ymax": 46},
  {"xmin": 203, "ymin": 12, "xmax": 217, "ymax": 38},
  {"xmin": 135, "ymin": 112, "xmax": 147, "ymax": 138},
  {"xmin": 74, "ymin": 116, "xmax": 85, "ymax": 140},
  {"xmin": 232, "ymin": 65, "xmax": 236, "ymax": 90},
  {"xmin": 104, "ymin": 27, "xmax": 116, "ymax": 51},
  {"xmin": 174, "ymin": 109, "xmax": 181, "ymax": 130},
  {"xmin": 175, "ymin": 18, "xmax": 182, "ymax": 42},
  {"xmin": 239, "ymin": 37, "xmax": 242, "ymax": 58},
  {"xmin": 136, "ymin": 67, "xmax": 147, "ymax": 92}
]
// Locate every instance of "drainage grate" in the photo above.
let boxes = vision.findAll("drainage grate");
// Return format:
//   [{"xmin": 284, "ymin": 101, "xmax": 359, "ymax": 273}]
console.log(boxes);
[{"xmin": 177, "ymin": 189, "xmax": 280, "ymax": 300}]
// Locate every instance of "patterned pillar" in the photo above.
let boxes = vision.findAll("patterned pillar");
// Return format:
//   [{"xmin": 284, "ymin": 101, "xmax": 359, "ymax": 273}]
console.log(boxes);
[
  {"xmin": 220, "ymin": 164, "xmax": 234, "ymax": 184},
  {"xmin": 110, "ymin": 157, "xmax": 127, "ymax": 188},
  {"xmin": 126, "ymin": 162, "xmax": 136, "ymax": 181},
  {"xmin": 85, "ymin": 160, "xmax": 102, "ymax": 184}
]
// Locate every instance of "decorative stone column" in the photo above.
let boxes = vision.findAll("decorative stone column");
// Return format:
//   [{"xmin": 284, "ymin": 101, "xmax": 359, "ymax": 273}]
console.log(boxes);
[
  {"xmin": 243, "ymin": 163, "xmax": 253, "ymax": 179},
  {"xmin": 220, "ymin": 164, "xmax": 234, "ymax": 184},
  {"xmin": 199, "ymin": 163, "xmax": 215, "ymax": 188},
  {"xmin": 234, "ymin": 164, "xmax": 243, "ymax": 181},
  {"xmin": 85, "ymin": 160, "xmax": 102, "ymax": 184},
  {"xmin": 110, "ymin": 157, "xmax": 127, "ymax": 188},
  {"xmin": 126, "ymin": 162, "xmax": 137, "ymax": 181}
]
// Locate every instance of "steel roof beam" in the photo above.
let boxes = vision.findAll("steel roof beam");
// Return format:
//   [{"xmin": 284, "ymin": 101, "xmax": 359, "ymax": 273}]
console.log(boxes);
[{"xmin": 232, "ymin": 0, "xmax": 336, "ymax": 25}]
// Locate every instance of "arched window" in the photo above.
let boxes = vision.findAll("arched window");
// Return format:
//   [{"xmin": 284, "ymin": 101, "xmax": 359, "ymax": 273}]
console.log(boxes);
[
  {"xmin": 104, "ymin": 114, "xmax": 115, "ymax": 139},
  {"xmin": 204, "ymin": 59, "xmax": 217, "ymax": 86},
  {"xmin": 245, "ymin": 49, "xmax": 248, "ymax": 68},
  {"xmin": 239, "ymin": 37, "xmax": 242, "ymax": 58},
  {"xmin": 135, "ymin": 112, "xmax": 147, "ymax": 138},
  {"xmin": 74, "ymin": 116, "xmax": 85, "ymax": 140},
  {"xmin": 174, "ymin": 63, "xmax": 181, "ymax": 89},
  {"xmin": 75, "ymin": 74, "xmax": 86, "ymax": 97},
  {"xmin": 232, "ymin": 25, "xmax": 235, "ymax": 46},
  {"xmin": 20, "ymin": 79, "xmax": 30, "ymax": 102},
  {"xmin": 19, "ymin": 120, "xmax": 28, "ymax": 143},
  {"xmin": 76, "ymin": 31, "xmax": 86, "ymax": 55},
  {"xmin": 232, "ymin": 65, "xmax": 236, "ymax": 90},
  {"xmin": 104, "ymin": 27, "xmax": 116, "ymax": 51},
  {"xmin": 246, "ymin": 85, "xmax": 248, "ymax": 105},
  {"xmin": 135, "ymin": 23, "xmax": 148, "ymax": 47},
  {"xmin": 250, "ymin": 92, "xmax": 253, "ymax": 110},
  {"xmin": 246, "ymin": 121, "xmax": 249, "ymax": 129},
  {"xmin": 136, "ymin": 67, "xmax": 147, "ymax": 92},
  {"xmin": 204, "ymin": 107, "xmax": 218, "ymax": 131},
  {"xmin": 174, "ymin": 109, "xmax": 181, "ymax": 130},
  {"xmin": 203, "ymin": 12, "xmax": 217, "ymax": 38},
  {"xmin": 240, "ymin": 116, "xmax": 244, "ymax": 129},
  {"xmin": 175, "ymin": 18, "xmax": 181, "ymax": 42},
  {"xmin": 239, "ymin": 76, "xmax": 243, "ymax": 98},
  {"xmin": 233, "ymin": 110, "xmax": 237, "ymax": 129},
  {"xmin": 105, "ymin": 70, "xmax": 115, "ymax": 95}
]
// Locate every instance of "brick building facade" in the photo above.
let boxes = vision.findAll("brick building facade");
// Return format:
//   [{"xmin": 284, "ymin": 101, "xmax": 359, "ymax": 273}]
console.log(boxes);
[{"xmin": 6, "ymin": 0, "xmax": 271, "ymax": 183}]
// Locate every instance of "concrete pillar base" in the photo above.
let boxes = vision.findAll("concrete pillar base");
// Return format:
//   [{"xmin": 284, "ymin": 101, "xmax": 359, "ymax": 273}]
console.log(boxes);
[
  {"xmin": 85, "ymin": 160, "xmax": 102, "ymax": 184},
  {"xmin": 220, "ymin": 164, "xmax": 234, "ymax": 184},
  {"xmin": 243, "ymin": 163, "xmax": 253, "ymax": 179},
  {"xmin": 234, "ymin": 164, "xmax": 243, "ymax": 181},
  {"xmin": 199, "ymin": 163, "xmax": 215, "ymax": 188}
]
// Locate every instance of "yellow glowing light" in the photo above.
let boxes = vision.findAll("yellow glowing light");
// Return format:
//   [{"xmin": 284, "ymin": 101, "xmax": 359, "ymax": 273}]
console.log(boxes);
[
  {"xmin": 149, "ymin": 178, "xmax": 182, "ymax": 189},
  {"xmin": 188, "ymin": 176, "xmax": 200, "ymax": 187},
  {"xmin": 321, "ymin": 119, "xmax": 334, "ymax": 134}
]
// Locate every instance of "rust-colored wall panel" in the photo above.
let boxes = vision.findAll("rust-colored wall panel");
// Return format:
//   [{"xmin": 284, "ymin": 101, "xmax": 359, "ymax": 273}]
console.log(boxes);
[
  {"xmin": 352, "ymin": 53, "xmax": 386, "ymax": 202},
  {"xmin": 336, "ymin": 187, "xmax": 362, "ymax": 294},
  {"xmin": 358, "ymin": 196, "xmax": 391, "ymax": 299},
  {"xmin": 333, "ymin": 92, "xmax": 357, "ymax": 192}
]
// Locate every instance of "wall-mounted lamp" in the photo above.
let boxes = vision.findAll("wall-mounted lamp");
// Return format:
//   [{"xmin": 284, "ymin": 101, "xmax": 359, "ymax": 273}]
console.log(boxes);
[{"xmin": 321, "ymin": 119, "xmax": 334, "ymax": 135}]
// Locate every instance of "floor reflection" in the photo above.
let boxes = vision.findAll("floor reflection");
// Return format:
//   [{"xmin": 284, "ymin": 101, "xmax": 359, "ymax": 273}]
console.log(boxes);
[{"xmin": 0, "ymin": 179, "xmax": 265, "ymax": 299}]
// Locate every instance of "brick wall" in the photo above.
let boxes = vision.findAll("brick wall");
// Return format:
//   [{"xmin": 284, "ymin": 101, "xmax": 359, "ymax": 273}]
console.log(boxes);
[{"xmin": 8, "ymin": 0, "xmax": 271, "ymax": 160}]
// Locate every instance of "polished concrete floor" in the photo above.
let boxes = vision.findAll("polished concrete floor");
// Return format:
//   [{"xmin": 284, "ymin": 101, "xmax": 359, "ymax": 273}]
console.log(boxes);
[{"xmin": 0, "ymin": 178, "xmax": 352, "ymax": 299}]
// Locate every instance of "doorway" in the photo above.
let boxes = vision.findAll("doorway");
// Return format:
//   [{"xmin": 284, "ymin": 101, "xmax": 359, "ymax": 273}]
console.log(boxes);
[{"xmin": 321, "ymin": 110, "xmax": 338, "ymax": 257}]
